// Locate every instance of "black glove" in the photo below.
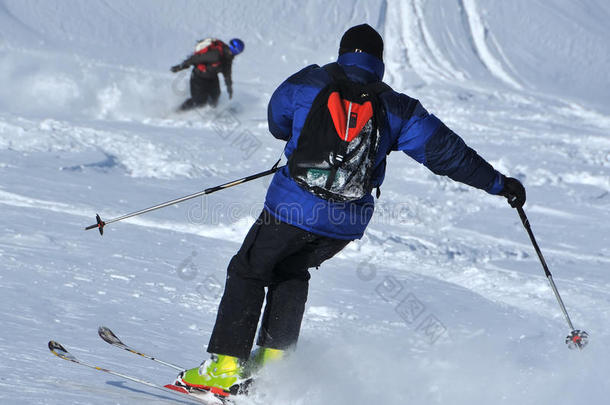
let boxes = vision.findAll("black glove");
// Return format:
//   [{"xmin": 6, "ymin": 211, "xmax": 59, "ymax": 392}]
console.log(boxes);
[
  {"xmin": 500, "ymin": 177, "xmax": 526, "ymax": 208},
  {"xmin": 170, "ymin": 64, "xmax": 186, "ymax": 73}
]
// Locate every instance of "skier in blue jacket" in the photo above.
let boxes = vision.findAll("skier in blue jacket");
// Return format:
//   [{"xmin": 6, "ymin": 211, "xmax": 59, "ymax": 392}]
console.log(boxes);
[{"xmin": 176, "ymin": 24, "xmax": 525, "ymax": 396}]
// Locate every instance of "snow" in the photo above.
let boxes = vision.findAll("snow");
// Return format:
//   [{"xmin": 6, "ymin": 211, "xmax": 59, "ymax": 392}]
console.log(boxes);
[{"xmin": 1, "ymin": 0, "xmax": 609, "ymax": 404}]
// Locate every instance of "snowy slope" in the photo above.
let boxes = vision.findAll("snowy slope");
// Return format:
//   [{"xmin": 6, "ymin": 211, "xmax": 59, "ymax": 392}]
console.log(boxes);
[{"xmin": 1, "ymin": 1, "xmax": 609, "ymax": 404}]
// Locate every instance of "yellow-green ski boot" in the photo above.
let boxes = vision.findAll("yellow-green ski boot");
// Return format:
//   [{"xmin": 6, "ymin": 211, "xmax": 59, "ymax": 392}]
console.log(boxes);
[
  {"xmin": 243, "ymin": 347, "xmax": 285, "ymax": 377},
  {"xmin": 179, "ymin": 354, "xmax": 245, "ymax": 397}
]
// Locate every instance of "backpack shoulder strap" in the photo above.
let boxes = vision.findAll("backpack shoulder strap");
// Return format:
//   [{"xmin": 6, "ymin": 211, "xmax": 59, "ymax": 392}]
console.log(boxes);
[
  {"xmin": 323, "ymin": 63, "xmax": 392, "ymax": 96},
  {"xmin": 322, "ymin": 62, "xmax": 349, "ymax": 82},
  {"xmin": 367, "ymin": 81, "xmax": 392, "ymax": 96}
]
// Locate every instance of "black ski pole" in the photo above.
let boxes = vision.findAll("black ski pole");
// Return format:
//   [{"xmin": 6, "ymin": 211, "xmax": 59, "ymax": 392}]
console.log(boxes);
[
  {"xmin": 515, "ymin": 206, "xmax": 589, "ymax": 349},
  {"xmin": 85, "ymin": 163, "xmax": 284, "ymax": 235}
]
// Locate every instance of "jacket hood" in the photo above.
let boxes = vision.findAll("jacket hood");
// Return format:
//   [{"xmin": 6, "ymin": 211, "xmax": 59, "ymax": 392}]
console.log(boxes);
[{"xmin": 337, "ymin": 52, "xmax": 385, "ymax": 81}]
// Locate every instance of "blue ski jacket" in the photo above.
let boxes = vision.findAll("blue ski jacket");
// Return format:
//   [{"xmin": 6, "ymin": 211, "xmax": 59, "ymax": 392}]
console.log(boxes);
[{"xmin": 264, "ymin": 52, "xmax": 505, "ymax": 240}]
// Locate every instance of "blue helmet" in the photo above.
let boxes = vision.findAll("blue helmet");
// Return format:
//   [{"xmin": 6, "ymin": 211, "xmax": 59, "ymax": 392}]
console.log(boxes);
[{"xmin": 228, "ymin": 38, "xmax": 245, "ymax": 55}]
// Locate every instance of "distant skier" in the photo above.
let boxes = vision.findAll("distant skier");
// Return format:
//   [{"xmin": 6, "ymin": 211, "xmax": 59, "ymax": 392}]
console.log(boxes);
[
  {"xmin": 170, "ymin": 38, "xmax": 244, "ymax": 111},
  {"xmin": 173, "ymin": 24, "xmax": 526, "ymax": 395}
]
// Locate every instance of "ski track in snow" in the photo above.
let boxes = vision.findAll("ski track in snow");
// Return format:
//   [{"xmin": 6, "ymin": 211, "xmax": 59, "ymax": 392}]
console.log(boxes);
[
  {"xmin": 1, "ymin": 1, "xmax": 610, "ymax": 404},
  {"xmin": 460, "ymin": 0, "xmax": 523, "ymax": 90}
]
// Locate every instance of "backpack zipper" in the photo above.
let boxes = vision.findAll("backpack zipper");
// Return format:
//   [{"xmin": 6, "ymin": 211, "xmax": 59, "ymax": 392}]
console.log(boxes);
[{"xmin": 344, "ymin": 102, "xmax": 353, "ymax": 141}]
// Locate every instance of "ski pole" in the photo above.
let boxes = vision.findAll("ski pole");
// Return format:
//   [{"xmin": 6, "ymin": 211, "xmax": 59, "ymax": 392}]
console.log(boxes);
[
  {"xmin": 515, "ymin": 206, "xmax": 589, "ymax": 349},
  {"xmin": 85, "ymin": 163, "xmax": 284, "ymax": 235}
]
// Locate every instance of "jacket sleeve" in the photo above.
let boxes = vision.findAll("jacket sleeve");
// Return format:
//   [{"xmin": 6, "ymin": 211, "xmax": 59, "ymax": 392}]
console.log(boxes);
[
  {"xmin": 181, "ymin": 50, "xmax": 221, "ymax": 67},
  {"xmin": 395, "ymin": 98, "xmax": 505, "ymax": 194},
  {"xmin": 221, "ymin": 57, "xmax": 233, "ymax": 92},
  {"xmin": 267, "ymin": 77, "xmax": 299, "ymax": 141}
]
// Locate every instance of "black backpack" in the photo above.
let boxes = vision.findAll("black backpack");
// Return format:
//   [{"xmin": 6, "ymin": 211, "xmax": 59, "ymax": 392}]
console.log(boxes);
[{"xmin": 288, "ymin": 63, "xmax": 391, "ymax": 202}]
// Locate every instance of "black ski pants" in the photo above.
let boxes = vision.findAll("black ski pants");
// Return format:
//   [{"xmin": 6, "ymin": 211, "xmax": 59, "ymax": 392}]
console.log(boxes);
[
  {"xmin": 180, "ymin": 72, "xmax": 220, "ymax": 110},
  {"xmin": 207, "ymin": 210, "xmax": 351, "ymax": 359}
]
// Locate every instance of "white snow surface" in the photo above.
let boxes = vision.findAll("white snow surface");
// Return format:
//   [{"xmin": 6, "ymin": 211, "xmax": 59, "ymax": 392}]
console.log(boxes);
[{"xmin": 1, "ymin": 1, "xmax": 609, "ymax": 404}]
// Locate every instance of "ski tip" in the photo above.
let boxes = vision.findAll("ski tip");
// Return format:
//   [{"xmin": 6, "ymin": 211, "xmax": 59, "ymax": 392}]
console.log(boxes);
[
  {"xmin": 48, "ymin": 340, "xmax": 79, "ymax": 363},
  {"xmin": 48, "ymin": 340, "xmax": 67, "ymax": 353},
  {"xmin": 98, "ymin": 326, "xmax": 121, "ymax": 345},
  {"xmin": 48, "ymin": 340, "xmax": 74, "ymax": 361}
]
